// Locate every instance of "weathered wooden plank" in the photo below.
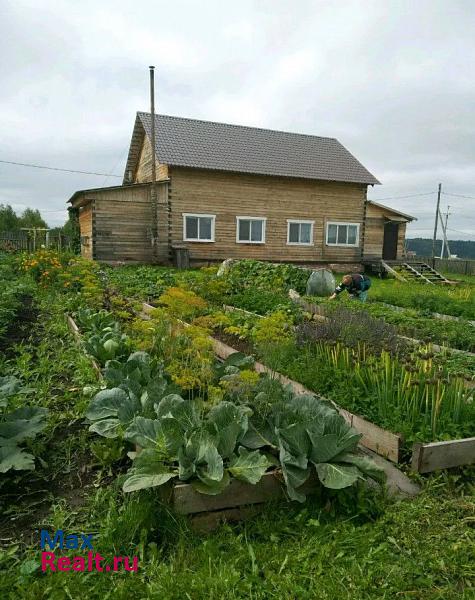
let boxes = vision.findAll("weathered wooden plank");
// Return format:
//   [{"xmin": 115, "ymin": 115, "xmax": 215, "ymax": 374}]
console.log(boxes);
[
  {"xmin": 411, "ymin": 437, "xmax": 475, "ymax": 473},
  {"xmin": 173, "ymin": 471, "xmax": 286, "ymax": 514},
  {"xmin": 175, "ymin": 449, "xmax": 418, "ymax": 520},
  {"xmin": 66, "ymin": 315, "xmax": 102, "ymax": 378},
  {"xmin": 351, "ymin": 415, "xmax": 401, "ymax": 463},
  {"xmin": 381, "ymin": 260, "xmax": 407, "ymax": 282}
]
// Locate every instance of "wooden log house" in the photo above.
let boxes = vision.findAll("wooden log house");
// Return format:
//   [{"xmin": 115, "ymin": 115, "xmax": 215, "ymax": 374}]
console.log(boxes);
[{"xmin": 69, "ymin": 113, "xmax": 415, "ymax": 267}]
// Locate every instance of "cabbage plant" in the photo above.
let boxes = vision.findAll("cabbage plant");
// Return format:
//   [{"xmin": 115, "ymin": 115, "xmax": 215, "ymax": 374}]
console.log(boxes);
[
  {"xmin": 85, "ymin": 352, "xmax": 178, "ymax": 439},
  {"xmin": 0, "ymin": 376, "xmax": 48, "ymax": 473},
  {"xmin": 121, "ymin": 390, "xmax": 385, "ymax": 499}
]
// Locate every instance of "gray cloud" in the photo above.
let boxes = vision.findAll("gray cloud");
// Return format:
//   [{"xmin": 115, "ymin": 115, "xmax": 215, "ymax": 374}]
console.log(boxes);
[{"xmin": 1, "ymin": 0, "xmax": 474, "ymax": 238}]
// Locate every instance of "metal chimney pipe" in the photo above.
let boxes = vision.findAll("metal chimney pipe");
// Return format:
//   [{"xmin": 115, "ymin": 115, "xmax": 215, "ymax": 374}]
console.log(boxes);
[
  {"xmin": 149, "ymin": 66, "xmax": 158, "ymax": 257},
  {"xmin": 149, "ymin": 66, "xmax": 157, "ymax": 186}
]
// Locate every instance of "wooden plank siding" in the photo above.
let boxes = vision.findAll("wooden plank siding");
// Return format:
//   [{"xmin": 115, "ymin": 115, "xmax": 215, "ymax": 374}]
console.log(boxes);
[
  {"xmin": 363, "ymin": 202, "xmax": 408, "ymax": 259},
  {"xmin": 135, "ymin": 135, "xmax": 169, "ymax": 183},
  {"xmin": 78, "ymin": 203, "xmax": 93, "ymax": 259},
  {"xmin": 169, "ymin": 167, "xmax": 367, "ymax": 264},
  {"xmin": 86, "ymin": 186, "xmax": 155, "ymax": 262}
]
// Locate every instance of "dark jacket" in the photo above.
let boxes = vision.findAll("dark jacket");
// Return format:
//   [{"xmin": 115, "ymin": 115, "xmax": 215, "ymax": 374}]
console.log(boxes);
[{"xmin": 334, "ymin": 273, "xmax": 371, "ymax": 296}]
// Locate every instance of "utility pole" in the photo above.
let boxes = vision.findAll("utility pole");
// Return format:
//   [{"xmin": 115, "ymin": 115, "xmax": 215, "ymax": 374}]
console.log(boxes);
[
  {"xmin": 431, "ymin": 183, "xmax": 442, "ymax": 267},
  {"xmin": 440, "ymin": 205, "xmax": 451, "ymax": 259},
  {"xmin": 149, "ymin": 65, "xmax": 158, "ymax": 259}
]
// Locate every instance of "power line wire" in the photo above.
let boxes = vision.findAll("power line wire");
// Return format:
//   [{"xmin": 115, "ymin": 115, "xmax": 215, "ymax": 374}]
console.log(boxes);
[
  {"xmin": 446, "ymin": 227, "xmax": 474, "ymax": 236},
  {"xmin": 0, "ymin": 159, "xmax": 122, "ymax": 178},
  {"xmin": 369, "ymin": 192, "xmax": 434, "ymax": 201},
  {"xmin": 442, "ymin": 192, "xmax": 475, "ymax": 201}
]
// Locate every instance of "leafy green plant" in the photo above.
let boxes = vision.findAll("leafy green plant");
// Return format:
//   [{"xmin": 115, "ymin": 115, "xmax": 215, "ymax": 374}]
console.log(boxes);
[
  {"xmin": 122, "ymin": 382, "xmax": 384, "ymax": 500},
  {"xmin": 76, "ymin": 308, "xmax": 131, "ymax": 365},
  {"xmin": 223, "ymin": 259, "xmax": 310, "ymax": 295},
  {"xmin": 75, "ymin": 308, "xmax": 118, "ymax": 334},
  {"xmin": 86, "ymin": 352, "xmax": 177, "ymax": 439},
  {"xmin": 0, "ymin": 376, "xmax": 48, "ymax": 473},
  {"xmin": 83, "ymin": 329, "xmax": 130, "ymax": 365}
]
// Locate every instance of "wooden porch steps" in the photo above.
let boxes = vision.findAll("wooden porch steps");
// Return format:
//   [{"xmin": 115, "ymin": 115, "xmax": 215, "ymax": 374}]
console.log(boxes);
[{"xmin": 399, "ymin": 262, "xmax": 451, "ymax": 284}]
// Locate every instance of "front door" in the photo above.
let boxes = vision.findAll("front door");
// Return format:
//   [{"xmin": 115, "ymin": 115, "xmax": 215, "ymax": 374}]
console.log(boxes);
[{"xmin": 382, "ymin": 222, "xmax": 399, "ymax": 260}]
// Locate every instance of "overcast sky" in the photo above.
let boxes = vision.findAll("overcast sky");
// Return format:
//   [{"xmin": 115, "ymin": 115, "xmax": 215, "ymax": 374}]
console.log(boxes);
[{"xmin": 1, "ymin": 0, "xmax": 474, "ymax": 240}]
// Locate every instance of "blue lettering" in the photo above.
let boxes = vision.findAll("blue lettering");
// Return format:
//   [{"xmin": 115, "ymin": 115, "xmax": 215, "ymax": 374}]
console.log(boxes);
[
  {"xmin": 65, "ymin": 535, "xmax": 79, "ymax": 550},
  {"xmin": 40, "ymin": 530, "xmax": 64, "ymax": 550},
  {"xmin": 80, "ymin": 534, "xmax": 93, "ymax": 550}
]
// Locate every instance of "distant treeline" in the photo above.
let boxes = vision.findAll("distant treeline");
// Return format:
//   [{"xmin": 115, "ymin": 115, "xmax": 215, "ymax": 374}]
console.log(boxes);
[
  {"xmin": 406, "ymin": 238, "xmax": 475, "ymax": 259},
  {"xmin": 0, "ymin": 203, "xmax": 80, "ymax": 252}
]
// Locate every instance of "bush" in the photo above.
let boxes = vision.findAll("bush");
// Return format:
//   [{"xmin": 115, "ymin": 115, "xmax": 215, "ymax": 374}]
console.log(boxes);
[
  {"xmin": 295, "ymin": 306, "xmax": 404, "ymax": 356},
  {"xmin": 224, "ymin": 259, "xmax": 310, "ymax": 295}
]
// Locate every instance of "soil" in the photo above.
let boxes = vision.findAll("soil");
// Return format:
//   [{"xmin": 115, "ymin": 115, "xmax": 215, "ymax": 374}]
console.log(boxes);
[
  {"xmin": 213, "ymin": 328, "xmax": 255, "ymax": 355},
  {"xmin": 0, "ymin": 295, "xmax": 39, "ymax": 355},
  {"xmin": 0, "ymin": 298, "xmax": 101, "ymax": 547}
]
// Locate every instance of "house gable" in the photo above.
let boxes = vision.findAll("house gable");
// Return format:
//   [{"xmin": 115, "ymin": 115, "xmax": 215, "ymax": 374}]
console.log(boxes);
[
  {"xmin": 124, "ymin": 112, "xmax": 380, "ymax": 186},
  {"xmin": 135, "ymin": 134, "xmax": 169, "ymax": 183}
]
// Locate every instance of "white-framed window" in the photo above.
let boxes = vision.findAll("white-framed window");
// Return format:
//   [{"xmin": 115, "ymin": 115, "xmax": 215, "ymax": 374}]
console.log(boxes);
[
  {"xmin": 183, "ymin": 213, "xmax": 215, "ymax": 242},
  {"xmin": 287, "ymin": 220, "xmax": 314, "ymax": 246},
  {"xmin": 326, "ymin": 222, "xmax": 360, "ymax": 247},
  {"xmin": 236, "ymin": 216, "xmax": 266, "ymax": 244}
]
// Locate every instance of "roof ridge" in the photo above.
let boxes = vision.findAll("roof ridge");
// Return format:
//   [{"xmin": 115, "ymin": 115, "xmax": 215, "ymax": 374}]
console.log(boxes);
[{"xmin": 136, "ymin": 111, "xmax": 337, "ymax": 142}]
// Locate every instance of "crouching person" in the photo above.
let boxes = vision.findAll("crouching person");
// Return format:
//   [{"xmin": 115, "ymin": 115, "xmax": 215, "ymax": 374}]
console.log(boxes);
[{"xmin": 329, "ymin": 273, "xmax": 371, "ymax": 302}]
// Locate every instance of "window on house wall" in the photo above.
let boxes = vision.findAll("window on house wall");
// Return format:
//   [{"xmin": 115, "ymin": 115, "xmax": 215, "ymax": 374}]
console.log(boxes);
[
  {"xmin": 183, "ymin": 214, "xmax": 215, "ymax": 242},
  {"xmin": 236, "ymin": 217, "xmax": 266, "ymax": 243},
  {"xmin": 326, "ymin": 222, "xmax": 360, "ymax": 247},
  {"xmin": 287, "ymin": 220, "xmax": 314, "ymax": 245}
]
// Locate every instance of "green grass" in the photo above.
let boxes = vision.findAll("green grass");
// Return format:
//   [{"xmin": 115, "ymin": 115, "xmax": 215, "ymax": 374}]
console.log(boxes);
[
  {"xmin": 440, "ymin": 272, "xmax": 475, "ymax": 285},
  {"xmin": 1, "ymin": 259, "xmax": 474, "ymax": 599},
  {"xmin": 1, "ymin": 477, "xmax": 473, "ymax": 599},
  {"xmin": 368, "ymin": 278, "xmax": 474, "ymax": 320}
]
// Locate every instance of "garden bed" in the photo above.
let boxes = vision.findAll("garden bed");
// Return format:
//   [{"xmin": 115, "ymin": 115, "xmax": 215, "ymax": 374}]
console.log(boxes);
[
  {"xmin": 214, "ymin": 318, "xmax": 475, "ymax": 473},
  {"xmin": 140, "ymin": 296, "xmax": 475, "ymax": 472},
  {"xmin": 290, "ymin": 290, "xmax": 475, "ymax": 357}
]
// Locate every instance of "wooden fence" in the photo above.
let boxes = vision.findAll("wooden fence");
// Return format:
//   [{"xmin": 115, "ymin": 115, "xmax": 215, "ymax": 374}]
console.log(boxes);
[
  {"xmin": 0, "ymin": 231, "xmax": 71, "ymax": 252},
  {"xmin": 417, "ymin": 256, "xmax": 475, "ymax": 276}
]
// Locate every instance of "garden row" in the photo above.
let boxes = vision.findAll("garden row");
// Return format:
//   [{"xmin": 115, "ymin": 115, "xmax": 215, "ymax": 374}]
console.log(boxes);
[
  {"xmin": 1, "ymin": 250, "xmax": 473, "ymax": 599},
  {"xmin": 69, "ymin": 304, "xmax": 388, "ymax": 516},
  {"xmin": 102, "ymin": 261, "xmax": 475, "ymax": 466},
  {"xmin": 72, "ymin": 262, "xmax": 472, "ymax": 473},
  {"xmin": 104, "ymin": 260, "xmax": 475, "ymax": 353}
]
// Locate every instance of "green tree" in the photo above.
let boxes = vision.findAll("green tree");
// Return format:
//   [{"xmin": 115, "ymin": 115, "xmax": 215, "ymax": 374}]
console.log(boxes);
[
  {"xmin": 18, "ymin": 208, "xmax": 48, "ymax": 229},
  {"xmin": 0, "ymin": 204, "xmax": 20, "ymax": 231},
  {"xmin": 62, "ymin": 208, "xmax": 80, "ymax": 253}
]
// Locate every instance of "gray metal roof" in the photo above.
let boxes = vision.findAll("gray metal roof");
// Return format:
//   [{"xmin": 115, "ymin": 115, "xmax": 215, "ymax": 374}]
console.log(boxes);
[{"xmin": 131, "ymin": 112, "xmax": 380, "ymax": 185}]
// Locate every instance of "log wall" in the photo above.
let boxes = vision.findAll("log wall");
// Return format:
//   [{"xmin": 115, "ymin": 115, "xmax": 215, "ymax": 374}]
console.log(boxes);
[
  {"xmin": 169, "ymin": 167, "xmax": 367, "ymax": 263},
  {"xmin": 83, "ymin": 185, "xmax": 156, "ymax": 262},
  {"xmin": 79, "ymin": 204, "xmax": 93, "ymax": 259}
]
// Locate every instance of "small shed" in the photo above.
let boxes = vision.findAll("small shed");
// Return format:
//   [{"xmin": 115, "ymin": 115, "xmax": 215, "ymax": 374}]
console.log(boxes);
[{"xmin": 363, "ymin": 200, "xmax": 416, "ymax": 261}]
